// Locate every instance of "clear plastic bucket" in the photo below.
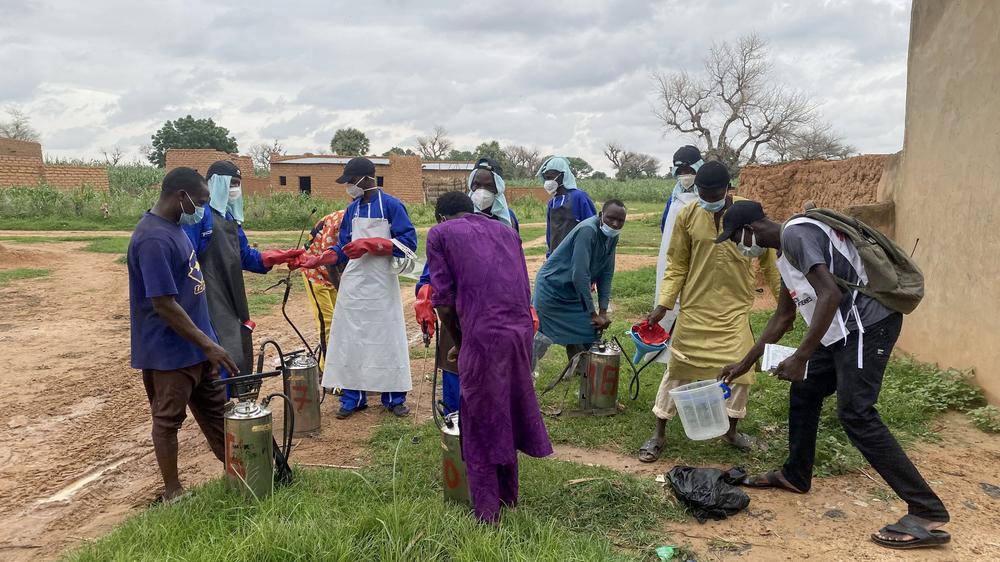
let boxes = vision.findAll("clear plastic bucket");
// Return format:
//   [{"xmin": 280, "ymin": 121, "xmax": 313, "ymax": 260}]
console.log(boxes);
[{"xmin": 668, "ymin": 380, "xmax": 731, "ymax": 440}]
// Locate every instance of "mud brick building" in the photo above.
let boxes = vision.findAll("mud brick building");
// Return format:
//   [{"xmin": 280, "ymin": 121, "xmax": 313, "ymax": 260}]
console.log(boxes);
[
  {"xmin": 0, "ymin": 138, "xmax": 109, "ymax": 191},
  {"xmin": 164, "ymin": 149, "xmax": 269, "ymax": 193},
  {"xmin": 270, "ymin": 154, "xmax": 426, "ymax": 203}
]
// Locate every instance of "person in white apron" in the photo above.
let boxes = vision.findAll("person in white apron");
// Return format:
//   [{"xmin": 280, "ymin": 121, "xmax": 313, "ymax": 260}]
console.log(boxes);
[
  {"xmin": 295, "ymin": 157, "xmax": 417, "ymax": 419},
  {"xmin": 716, "ymin": 200, "xmax": 950, "ymax": 550}
]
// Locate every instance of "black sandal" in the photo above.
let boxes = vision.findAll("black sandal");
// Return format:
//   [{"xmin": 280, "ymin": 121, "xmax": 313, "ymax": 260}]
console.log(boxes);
[
  {"xmin": 871, "ymin": 514, "xmax": 950, "ymax": 550},
  {"xmin": 638, "ymin": 437, "xmax": 665, "ymax": 463},
  {"xmin": 742, "ymin": 470, "xmax": 805, "ymax": 494}
]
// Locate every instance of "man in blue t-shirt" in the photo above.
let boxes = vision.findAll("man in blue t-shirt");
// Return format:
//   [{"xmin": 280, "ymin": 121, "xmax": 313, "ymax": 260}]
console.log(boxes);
[{"xmin": 127, "ymin": 166, "xmax": 239, "ymax": 503}]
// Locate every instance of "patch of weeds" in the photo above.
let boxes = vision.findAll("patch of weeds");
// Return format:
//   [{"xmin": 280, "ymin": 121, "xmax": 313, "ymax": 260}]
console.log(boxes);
[
  {"xmin": 0, "ymin": 267, "xmax": 51, "ymax": 286},
  {"xmin": 967, "ymin": 405, "xmax": 1000, "ymax": 433}
]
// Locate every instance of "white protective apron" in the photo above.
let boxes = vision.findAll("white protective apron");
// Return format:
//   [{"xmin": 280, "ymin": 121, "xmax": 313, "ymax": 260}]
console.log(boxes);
[
  {"xmin": 322, "ymin": 194, "xmax": 412, "ymax": 393},
  {"xmin": 776, "ymin": 217, "xmax": 868, "ymax": 368},
  {"xmin": 645, "ymin": 191, "xmax": 698, "ymax": 363}
]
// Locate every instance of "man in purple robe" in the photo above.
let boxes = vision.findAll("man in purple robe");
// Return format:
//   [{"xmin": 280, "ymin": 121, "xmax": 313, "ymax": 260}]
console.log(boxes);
[{"xmin": 426, "ymin": 191, "xmax": 553, "ymax": 523}]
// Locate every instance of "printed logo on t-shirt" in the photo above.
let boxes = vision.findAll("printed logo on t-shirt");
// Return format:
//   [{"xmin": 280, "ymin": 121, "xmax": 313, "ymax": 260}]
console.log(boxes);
[
  {"xmin": 787, "ymin": 289, "xmax": 814, "ymax": 307},
  {"xmin": 187, "ymin": 250, "xmax": 205, "ymax": 294}
]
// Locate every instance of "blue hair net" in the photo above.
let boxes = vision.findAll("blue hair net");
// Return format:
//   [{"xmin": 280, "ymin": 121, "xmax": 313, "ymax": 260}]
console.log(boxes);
[
  {"xmin": 536, "ymin": 156, "xmax": 578, "ymax": 190},
  {"xmin": 467, "ymin": 168, "xmax": 512, "ymax": 227},
  {"xmin": 207, "ymin": 174, "xmax": 244, "ymax": 223}
]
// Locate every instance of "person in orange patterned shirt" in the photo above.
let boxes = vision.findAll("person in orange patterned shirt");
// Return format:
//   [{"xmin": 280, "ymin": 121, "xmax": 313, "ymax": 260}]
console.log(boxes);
[{"xmin": 300, "ymin": 210, "xmax": 346, "ymax": 369}]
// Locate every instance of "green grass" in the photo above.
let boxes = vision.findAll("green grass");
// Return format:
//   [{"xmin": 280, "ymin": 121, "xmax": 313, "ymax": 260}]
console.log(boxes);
[
  {"xmin": 66, "ymin": 420, "xmax": 683, "ymax": 562},
  {"xmin": 243, "ymin": 269, "xmax": 292, "ymax": 317},
  {"xmin": 0, "ymin": 267, "xmax": 51, "ymax": 286}
]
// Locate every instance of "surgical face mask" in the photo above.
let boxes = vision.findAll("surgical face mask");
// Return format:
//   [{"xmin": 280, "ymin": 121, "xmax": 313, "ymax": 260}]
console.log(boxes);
[
  {"xmin": 470, "ymin": 189, "xmax": 496, "ymax": 212},
  {"xmin": 600, "ymin": 221, "xmax": 621, "ymax": 238},
  {"xmin": 698, "ymin": 196, "xmax": 726, "ymax": 213},
  {"xmin": 228, "ymin": 185, "xmax": 242, "ymax": 202},
  {"xmin": 737, "ymin": 230, "xmax": 766, "ymax": 258},
  {"xmin": 346, "ymin": 178, "xmax": 366, "ymax": 199},
  {"xmin": 677, "ymin": 174, "xmax": 696, "ymax": 190},
  {"xmin": 543, "ymin": 179, "xmax": 559, "ymax": 195},
  {"xmin": 179, "ymin": 192, "xmax": 204, "ymax": 225}
]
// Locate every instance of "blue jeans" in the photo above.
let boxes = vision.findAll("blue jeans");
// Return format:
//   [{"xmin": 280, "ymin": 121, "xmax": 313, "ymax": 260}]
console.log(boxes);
[
  {"xmin": 441, "ymin": 370, "xmax": 460, "ymax": 415},
  {"xmin": 339, "ymin": 389, "xmax": 406, "ymax": 411}
]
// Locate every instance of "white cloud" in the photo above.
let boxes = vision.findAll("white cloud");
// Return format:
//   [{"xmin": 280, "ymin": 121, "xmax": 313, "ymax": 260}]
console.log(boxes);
[{"xmin": 2, "ymin": 0, "xmax": 911, "ymax": 172}]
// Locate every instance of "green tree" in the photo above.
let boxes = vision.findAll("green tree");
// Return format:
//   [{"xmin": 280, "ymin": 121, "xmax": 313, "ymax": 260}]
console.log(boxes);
[
  {"xmin": 446, "ymin": 149, "xmax": 475, "ymax": 161},
  {"xmin": 148, "ymin": 115, "xmax": 238, "ymax": 167},
  {"xmin": 383, "ymin": 146, "xmax": 416, "ymax": 156},
  {"xmin": 330, "ymin": 128, "xmax": 370, "ymax": 156},
  {"xmin": 474, "ymin": 140, "xmax": 511, "ymax": 173},
  {"xmin": 591, "ymin": 171, "xmax": 609, "ymax": 180}
]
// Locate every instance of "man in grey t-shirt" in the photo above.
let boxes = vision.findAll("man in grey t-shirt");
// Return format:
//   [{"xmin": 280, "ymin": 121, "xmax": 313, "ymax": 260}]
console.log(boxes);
[{"xmin": 715, "ymin": 201, "xmax": 950, "ymax": 551}]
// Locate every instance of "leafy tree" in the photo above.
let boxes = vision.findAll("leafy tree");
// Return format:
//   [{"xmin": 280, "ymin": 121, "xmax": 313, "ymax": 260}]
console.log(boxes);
[
  {"xmin": 330, "ymin": 128, "xmax": 370, "ymax": 156},
  {"xmin": 473, "ymin": 140, "xmax": 509, "ymax": 172},
  {"xmin": 148, "ymin": 115, "xmax": 238, "ymax": 167},
  {"xmin": 0, "ymin": 108, "xmax": 39, "ymax": 142},
  {"xmin": 590, "ymin": 171, "xmax": 609, "ymax": 180},
  {"xmin": 383, "ymin": 146, "xmax": 417, "ymax": 157},
  {"xmin": 416, "ymin": 126, "xmax": 453, "ymax": 160},
  {"xmin": 446, "ymin": 149, "xmax": 475, "ymax": 161}
]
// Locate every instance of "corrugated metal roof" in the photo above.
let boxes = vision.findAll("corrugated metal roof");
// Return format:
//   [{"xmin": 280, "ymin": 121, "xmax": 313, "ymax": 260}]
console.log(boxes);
[
  {"xmin": 422, "ymin": 162, "xmax": 475, "ymax": 170},
  {"xmin": 278, "ymin": 157, "xmax": 391, "ymax": 165}
]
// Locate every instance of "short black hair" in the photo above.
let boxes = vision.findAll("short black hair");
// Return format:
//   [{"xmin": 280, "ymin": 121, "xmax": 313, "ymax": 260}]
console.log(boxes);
[
  {"xmin": 162, "ymin": 167, "xmax": 206, "ymax": 195},
  {"xmin": 436, "ymin": 191, "xmax": 474, "ymax": 217},
  {"xmin": 602, "ymin": 198, "xmax": 626, "ymax": 212}
]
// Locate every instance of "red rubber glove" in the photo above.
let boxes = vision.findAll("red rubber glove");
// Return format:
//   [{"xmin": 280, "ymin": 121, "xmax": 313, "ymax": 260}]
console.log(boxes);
[
  {"xmin": 530, "ymin": 305, "xmax": 539, "ymax": 332},
  {"xmin": 293, "ymin": 251, "xmax": 339, "ymax": 270},
  {"xmin": 343, "ymin": 237, "xmax": 394, "ymax": 259},
  {"xmin": 262, "ymin": 248, "xmax": 305, "ymax": 268},
  {"xmin": 414, "ymin": 284, "xmax": 436, "ymax": 339}
]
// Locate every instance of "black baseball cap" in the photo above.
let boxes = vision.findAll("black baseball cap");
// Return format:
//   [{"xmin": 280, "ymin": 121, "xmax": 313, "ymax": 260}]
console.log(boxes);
[
  {"xmin": 206, "ymin": 160, "xmax": 241, "ymax": 179},
  {"xmin": 336, "ymin": 157, "xmax": 376, "ymax": 183},
  {"xmin": 672, "ymin": 145, "xmax": 702, "ymax": 167},
  {"xmin": 714, "ymin": 200, "xmax": 766, "ymax": 243},
  {"xmin": 695, "ymin": 161, "xmax": 731, "ymax": 190}
]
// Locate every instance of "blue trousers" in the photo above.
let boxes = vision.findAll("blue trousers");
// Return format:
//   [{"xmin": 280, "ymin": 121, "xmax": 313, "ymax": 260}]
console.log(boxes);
[
  {"xmin": 441, "ymin": 370, "xmax": 460, "ymax": 415},
  {"xmin": 340, "ymin": 389, "xmax": 407, "ymax": 411}
]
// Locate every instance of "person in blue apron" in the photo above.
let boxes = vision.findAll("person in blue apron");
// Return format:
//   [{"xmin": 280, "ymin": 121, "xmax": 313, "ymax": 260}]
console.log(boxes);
[
  {"xmin": 297, "ymin": 157, "xmax": 418, "ymax": 419},
  {"xmin": 537, "ymin": 156, "xmax": 596, "ymax": 257},
  {"xmin": 716, "ymin": 200, "xmax": 950, "ymax": 550},
  {"xmin": 182, "ymin": 160, "xmax": 303, "ymax": 376},
  {"xmin": 533, "ymin": 200, "xmax": 627, "ymax": 362},
  {"xmin": 415, "ymin": 158, "xmax": 521, "ymax": 416}
]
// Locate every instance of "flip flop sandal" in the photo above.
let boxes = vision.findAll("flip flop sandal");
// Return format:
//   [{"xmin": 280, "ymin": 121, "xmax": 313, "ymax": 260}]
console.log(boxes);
[
  {"xmin": 871, "ymin": 515, "xmax": 951, "ymax": 550},
  {"xmin": 724, "ymin": 432, "xmax": 754, "ymax": 451},
  {"xmin": 742, "ymin": 470, "xmax": 806, "ymax": 494},
  {"xmin": 638, "ymin": 437, "xmax": 665, "ymax": 463}
]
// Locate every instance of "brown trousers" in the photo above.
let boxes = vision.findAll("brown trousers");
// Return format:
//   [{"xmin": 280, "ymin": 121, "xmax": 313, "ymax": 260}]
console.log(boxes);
[{"xmin": 142, "ymin": 362, "xmax": 227, "ymax": 463}]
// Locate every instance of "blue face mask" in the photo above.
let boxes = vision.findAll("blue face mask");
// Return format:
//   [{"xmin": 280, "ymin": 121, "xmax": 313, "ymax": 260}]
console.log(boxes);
[
  {"xmin": 179, "ymin": 192, "xmax": 205, "ymax": 225},
  {"xmin": 600, "ymin": 221, "xmax": 620, "ymax": 238},
  {"xmin": 698, "ymin": 196, "xmax": 726, "ymax": 213}
]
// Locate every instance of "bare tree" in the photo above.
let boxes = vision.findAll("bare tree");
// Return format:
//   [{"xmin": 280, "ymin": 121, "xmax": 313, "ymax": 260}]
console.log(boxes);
[
  {"xmin": 604, "ymin": 141, "xmax": 660, "ymax": 180},
  {"xmin": 770, "ymin": 122, "xmax": 856, "ymax": 162},
  {"xmin": 502, "ymin": 144, "xmax": 543, "ymax": 179},
  {"xmin": 0, "ymin": 108, "xmax": 40, "ymax": 142},
  {"xmin": 653, "ymin": 33, "xmax": 818, "ymax": 172},
  {"xmin": 101, "ymin": 146, "xmax": 125, "ymax": 165},
  {"xmin": 415, "ymin": 125, "xmax": 453, "ymax": 160},
  {"xmin": 248, "ymin": 139, "xmax": 285, "ymax": 171}
]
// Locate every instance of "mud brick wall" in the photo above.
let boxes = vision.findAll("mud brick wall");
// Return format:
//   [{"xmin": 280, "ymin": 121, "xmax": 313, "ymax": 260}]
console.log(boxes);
[
  {"xmin": 165, "ymin": 149, "xmax": 255, "ymax": 180},
  {"xmin": 42, "ymin": 165, "xmax": 109, "ymax": 191},
  {"xmin": 0, "ymin": 138, "xmax": 43, "ymax": 159},
  {"xmin": 423, "ymin": 176, "xmax": 467, "ymax": 205},
  {"xmin": 271, "ymin": 154, "xmax": 425, "ymax": 204},
  {"xmin": 737, "ymin": 154, "xmax": 889, "ymax": 221},
  {"xmin": 0, "ymin": 155, "xmax": 45, "ymax": 186}
]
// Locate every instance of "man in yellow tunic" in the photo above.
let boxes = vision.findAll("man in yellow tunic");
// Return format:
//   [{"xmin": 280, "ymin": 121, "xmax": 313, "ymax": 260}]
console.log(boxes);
[{"xmin": 638, "ymin": 161, "xmax": 781, "ymax": 462}]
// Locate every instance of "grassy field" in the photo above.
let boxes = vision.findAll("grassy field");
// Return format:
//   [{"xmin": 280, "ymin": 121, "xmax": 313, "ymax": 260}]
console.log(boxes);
[
  {"xmin": 0, "ymin": 267, "xmax": 51, "ymax": 287},
  {"xmin": 0, "ymin": 176, "xmax": 673, "ymax": 231}
]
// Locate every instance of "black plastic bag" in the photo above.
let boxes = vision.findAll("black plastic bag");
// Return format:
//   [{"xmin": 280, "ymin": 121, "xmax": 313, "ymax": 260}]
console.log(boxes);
[{"xmin": 667, "ymin": 466, "xmax": 749, "ymax": 523}]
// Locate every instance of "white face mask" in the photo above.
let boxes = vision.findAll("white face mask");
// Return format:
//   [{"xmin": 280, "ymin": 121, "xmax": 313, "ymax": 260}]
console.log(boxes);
[
  {"xmin": 677, "ymin": 174, "xmax": 695, "ymax": 190},
  {"xmin": 737, "ymin": 229, "xmax": 766, "ymax": 258},
  {"xmin": 543, "ymin": 179, "xmax": 559, "ymax": 195},
  {"xmin": 470, "ymin": 189, "xmax": 496, "ymax": 212},
  {"xmin": 228, "ymin": 186, "xmax": 242, "ymax": 202},
  {"xmin": 600, "ymin": 221, "xmax": 620, "ymax": 238},
  {"xmin": 698, "ymin": 196, "xmax": 726, "ymax": 213},
  {"xmin": 346, "ymin": 177, "xmax": 367, "ymax": 199}
]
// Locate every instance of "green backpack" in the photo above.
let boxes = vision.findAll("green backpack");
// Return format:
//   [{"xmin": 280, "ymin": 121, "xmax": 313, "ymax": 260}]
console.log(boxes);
[{"xmin": 783, "ymin": 207, "xmax": 924, "ymax": 314}]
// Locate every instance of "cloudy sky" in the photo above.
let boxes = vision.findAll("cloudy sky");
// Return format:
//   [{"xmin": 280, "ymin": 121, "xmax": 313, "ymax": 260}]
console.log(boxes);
[{"xmin": 0, "ymin": 0, "xmax": 910, "ymax": 173}]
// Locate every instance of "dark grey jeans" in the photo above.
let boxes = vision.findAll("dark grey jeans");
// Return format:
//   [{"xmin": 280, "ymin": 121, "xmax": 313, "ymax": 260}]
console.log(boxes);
[{"xmin": 781, "ymin": 313, "xmax": 949, "ymax": 522}]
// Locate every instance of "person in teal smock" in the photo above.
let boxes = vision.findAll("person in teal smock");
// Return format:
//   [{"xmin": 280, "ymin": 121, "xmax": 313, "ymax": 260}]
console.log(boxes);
[{"xmin": 533, "ymin": 199, "xmax": 627, "ymax": 361}]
